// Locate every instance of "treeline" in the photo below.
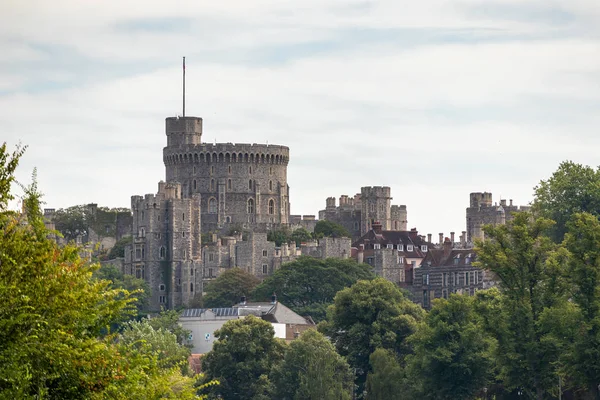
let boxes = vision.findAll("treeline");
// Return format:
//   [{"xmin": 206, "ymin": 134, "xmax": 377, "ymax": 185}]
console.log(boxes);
[{"xmin": 198, "ymin": 161, "xmax": 600, "ymax": 400}]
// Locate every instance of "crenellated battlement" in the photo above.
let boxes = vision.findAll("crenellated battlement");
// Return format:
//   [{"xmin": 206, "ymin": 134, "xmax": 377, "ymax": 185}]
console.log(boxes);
[{"xmin": 163, "ymin": 143, "xmax": 290, "ymax": 166}]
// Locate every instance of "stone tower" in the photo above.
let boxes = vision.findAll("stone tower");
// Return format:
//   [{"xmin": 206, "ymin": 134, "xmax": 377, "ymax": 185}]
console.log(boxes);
[
  {"xmin": 390, "ymin": 205, "xmax": 408, "ymax": 231},
  {"xmin": 129, "ymin": 181, "xmax": 202, "ymax": 311},
  {"xmin": 162, "ymin": 116, "xmax": 290, "ymax": 233},
  {"xmin": 466, "ymin": 192, "xmax": 512, "ymax": 242},
  {"xmin": 360, "ymin": 186, "xmax": 392, "ymax": 234}
]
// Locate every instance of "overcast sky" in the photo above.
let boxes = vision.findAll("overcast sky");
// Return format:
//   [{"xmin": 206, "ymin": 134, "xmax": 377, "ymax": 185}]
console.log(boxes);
[{"xmin": 1, "ymin": 0, "xmax": 599, "ymax": 237}]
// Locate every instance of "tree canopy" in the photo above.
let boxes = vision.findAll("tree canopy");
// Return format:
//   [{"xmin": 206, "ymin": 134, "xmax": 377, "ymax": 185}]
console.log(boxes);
[
  {"xmin": 314, "ymin": 220, "xmax": 351, "ymax": 238},
  {"xmin": 253, "ymin": 256, "xmax": 375, "ymax": 322},
  {"xmin": 203, "ymin": 267, "xmax": 261, "ymax": 308}
]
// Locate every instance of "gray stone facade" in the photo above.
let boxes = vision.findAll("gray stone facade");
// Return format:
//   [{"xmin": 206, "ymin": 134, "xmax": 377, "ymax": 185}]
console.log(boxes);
[{"xmin": 466, "ymin": 192, "xmax": 530, "ymax": 242}]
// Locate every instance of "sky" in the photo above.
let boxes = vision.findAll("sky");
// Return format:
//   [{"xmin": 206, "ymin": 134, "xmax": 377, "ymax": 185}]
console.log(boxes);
[{"xmin": 1, "ymin": 0, "xmax": 599, "ymax": 237}]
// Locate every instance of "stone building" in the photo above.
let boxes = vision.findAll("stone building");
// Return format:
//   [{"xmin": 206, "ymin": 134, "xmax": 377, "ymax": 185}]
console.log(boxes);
[
  {"xmin": 412, "ymin": 238, "xmax": 496, "ymax": 309},
  {"xmin": 466, "ymin": 192, "xmax": 531, "ymax": 242},
  {"xmin": 352, "ymin": 223, "xmax": 434, "ymax": 285},
  {"xmin": 162, "ymin": 116, "xmax": 290, "ymax": 234},
  {"xmin": 318, "ymin": 186, "xmax": 407, "ymax": 240},
  {"xmin": 127, "ymin": 181, "xmax": 203, "ymax": 311}
]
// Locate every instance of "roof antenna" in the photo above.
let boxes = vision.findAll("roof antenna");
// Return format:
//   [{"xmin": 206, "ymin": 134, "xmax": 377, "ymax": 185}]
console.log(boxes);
[{"xmin": 182, "ymin": 56, "xmax": 186, "ymax": 117}]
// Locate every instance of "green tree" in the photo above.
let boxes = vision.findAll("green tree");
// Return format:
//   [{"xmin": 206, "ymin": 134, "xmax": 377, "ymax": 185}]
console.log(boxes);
[
  {"xmin": 533, "ymin": 161, "xmax": 600, "ymax": 242},
  {"xmin": 272, "ymin": 329, "xmax": 353, "ymax": 400},
  {"xmin": 290, "ymin": 227, "xmax": 313, "ymax": 246},
  {"xmin": 407, "ymin": 295, "xmax": 496, "ymax": 400},
  {"xmin": 253, "ymin": 256, "xmax": 374, "ymax": 322},
  {"xmin": 203, "ymin": 267, "xmax": 260, "ymax": 308},
  {"xmin": 561, "ymin": 212, "xmax": 600, "ymax": 398},
  {"xmin": 366, "ymin": 348, "xmax": 407, "ymax": 400},
  {"xmin": 0, "ymin": 144, "xmax": 201, "ymax": 399},
  {"xmin": 108, "ymin": 235, "xmax": 132, "ymax": 259},
  {"xmin": 319, "ymin": 278, "xmax": 425, "ymax": 398},
  {"xmin": 94, "ymin": 263, "xmax": 150, "ymax": 317},
  {"xmin": 314, "ymin": 220, "xmax": 351, "ymax": 238},
  {"xmin": 146, "ymin": 309, "xmax": 191, "ymax": 346},
  {"xmin": 52, "ymin": 204, "xmax": 91, "ymax": 241},
  {"xmin": 267, "ymin": 227, "xmax": 292, "ymax": 246},
  {"xmin": 475, "ymin": 213, "xmax": 568, "ymax": 399},
  {"xmin": 200, "ymin": 315, "xmax": 285, "ymax": 400},
  {"xmin": 0, "ymin": 142, "xmax": 25, "ymax": 209},
  {"xmin": 118, "ymin": 319, "xmax": 191, "ymax": 371}
]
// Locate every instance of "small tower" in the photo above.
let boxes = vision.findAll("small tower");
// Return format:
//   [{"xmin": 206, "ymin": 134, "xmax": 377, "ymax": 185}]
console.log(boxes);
[{"xmin": 360, "ymin": 186, "xmax": 392, "ymax": 234}]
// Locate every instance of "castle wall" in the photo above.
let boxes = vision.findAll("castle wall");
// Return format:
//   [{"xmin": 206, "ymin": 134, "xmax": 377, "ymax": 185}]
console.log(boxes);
[{"xmin": 466, "ymin": 193, "xmax": 530, "ymax": 242}]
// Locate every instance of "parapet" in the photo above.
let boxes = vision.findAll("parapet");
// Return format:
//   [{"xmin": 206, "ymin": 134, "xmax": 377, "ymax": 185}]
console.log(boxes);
[
  {"xmin": 469, "ymin": 192, "xmax": 493, "ymax": 208},
  {"xmin": 361, "ymin": 186, "xmax": 392, "ymax": 198}
]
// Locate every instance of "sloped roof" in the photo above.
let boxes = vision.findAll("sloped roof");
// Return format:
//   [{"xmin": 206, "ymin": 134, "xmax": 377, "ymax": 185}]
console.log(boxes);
[
  {"xmin": 353, "ymin": 229, "xmax": 434, "ymax": 258},
  {"xmin": 420, "ymin": 247, "xmax": 477, "ymax": 268}
]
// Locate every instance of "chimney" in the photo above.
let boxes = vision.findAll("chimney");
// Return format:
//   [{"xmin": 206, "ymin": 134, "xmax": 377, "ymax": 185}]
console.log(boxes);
[
  {"xmin": 443, "ymin": 237, "xmax": 453, "ymax": 258},
  {"xmin": 461, "ymin": 231, "xmax": 467, "ymax": 246},
  {"xmin": 373, "ymin": 221, "xmax": 383, "ymax": 234},
  {"xmin": 500, "ymin": 199, "xmax": 507, "ymax": 207},
  {"xmin": 439, "ymin": 233, "xmax": 443, "ymax": 245},
  {"xmin": 409, "ymin": 228, "xmax": 418, "ymax": 241},
  {"xmin": 450, "ymin": 232, "xmax": 455, "ymax": 243},
  {"xmin": 427, "ymin": 233, "xmax": 432, "ymax": 243},
  {"xmin": 271, "ymin": 293, "xmax": 277, "ymax": 304},
  {"xmin": 510, "ymin": 199, "xmax": 513, "ymax": 206},
  {"xmin": 240, "ymin": 296, "xmax": 247, "ymax": 305}
]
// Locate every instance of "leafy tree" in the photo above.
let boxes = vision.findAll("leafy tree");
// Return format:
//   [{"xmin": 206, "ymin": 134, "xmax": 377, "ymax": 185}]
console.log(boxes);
[
  {"xmin": 200, "ymin": 315, "xmax": 285, "ymax": 400},
  {"xmin": 407, "ymin": 295, "xmax": 496, "ymax": 400},
  {"xmin": 253, "ymin": 256, "xmax": 374, "ymax": 322},
  {"xmin": 290, "ymin": 227, "xmax": 313, "ymax": 246},
  {"xmin": 119, "ymin": 319, "xmax": 191, "ymax": 371},
  {"xmin": 314, "ymin": 220, "xmax": 351, "ymax": 238},
  {"xmin": 0, "ymin": 142, "xmax": 25, "ymax": 210},
  {"xmin": 0, "ymin": 144, "xmax": 202, "ymax": 399},
  {"xmin": 146, "ymin": 309, "xmax": 191, "ymax": 346},
  {"xmin": 475, "ymin": 213, "xmax": 568, "ymax": 399},
  {"xmin": 203, "ymin": 267, "xmax": 260, "ymax": 308},
  {"xmin": 94, "ymin": 263, "xmax": 150, "ymax": 317},
  {"xmin": 267, "ymin": 227, "xmax": 292, "ymax": 246},
  {"xmin": 561, "ymin": 212, "xmax": 600, "ymax": 398},
  {"xmin": 319, "ymin": 278, "xmax": 425, "ymax": 398},
  {"xmin": 366, "ymin": 348, "xmax": 407, "ymax": 400},
  {"xmin": 533, "ymin": 161, "xmax": 600, "ymax": 242},
  {"xmin": 52, "ymin": 204, "xmax": 91, "ymax": 241},
  {"xmin": 108, "ymin": 235, "xmax": 132, "ymax": 259},
  {"xmin": 272, "ymin": 329, "xmax": 353, "ymax": 400}
]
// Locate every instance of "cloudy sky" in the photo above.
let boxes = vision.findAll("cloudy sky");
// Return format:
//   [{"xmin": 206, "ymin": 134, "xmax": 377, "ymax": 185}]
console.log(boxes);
[{"xmin": 1, "ymin": 0, "xmax": 599, "ymax": 237}]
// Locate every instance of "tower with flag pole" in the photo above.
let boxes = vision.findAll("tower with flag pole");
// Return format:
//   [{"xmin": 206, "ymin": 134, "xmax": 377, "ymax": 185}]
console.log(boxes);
[{"xmin": 182, "ymin": 56, "xmax": 186, "ymax": 117}]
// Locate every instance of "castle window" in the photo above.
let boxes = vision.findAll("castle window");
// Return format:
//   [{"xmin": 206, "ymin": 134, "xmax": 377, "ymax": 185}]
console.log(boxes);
[
  {"xmin": 248, "ymin": 179, "xmax": 253, "ymax": 190},
  {"xmin": 211, "ymin": 165, "xmax": 214, "ymax": 175},
  {"xmin": 182, "ymin": 231, "xmax": 185, "ymax": 237},
  {"xmin": 159, "ymin": 284, "xmax": 165, "ymax": 291},
  {"xmin": 262, "ymin": 264, "xmax": 268, "ymax": 274},
  {"xmin": 247, "ymin": 198, "xmax": 255, "ymax": 214},
  {"xmin": 160, "ymin": 247, "xmax": 166, "ymax": 259},
  {"xmin": 226, "ymin": 216, "xmax": 231, "ymax": 223},
  {"xmin": 269, "ymin": 180, "xmax": 273, "ymax": 191},
  {"xmin": 193, "ymin": 180, "xmax": 196, "ymax": 190},
  {"xmin": 370, "ymin": 204, "xmax": 375, "ymax": 212},
  {"xmin": 209, "ymin": 198, "xmax": 217, "ymax": 214},
  {"xmin": 249, "ymin": 166, "xmax": 252, "ymax": 174},
  {"xmin": 354, "ymin": 222, "xmax": 359, "ymax": 230},
  {"xmin": 210, "ymin": 179, "xmax": 215, "ymax": 191},
  {"xmin": 193, "ymin": 166, "xmax": 196, "ymax": 174},
  {"xmin": 190, "ymin": 269, "xmax": 194, "ymax": 276},
  {"xmin": 141, "ymin": 245, "xmax": 145, "ymax": 259},
  {"xmin": 269, "ymin": 167, "xmax": 273, "ymax": 175},
  {"xmin": 182, "ymin": 213, "xmax": 185, "ymax": 221},
  {"xmin": 262, "ymin": 250, "xmax": 267, "ymax": 257},
  {"xmin": 268, "ymin": 199, "xmax": 275, "ymax": 215},
  {"xmin": 158, "ymin": 232, "xmax": 161, "ymax": 239},
  {"xmin": 228, "ymin": 165, "xmax": 232, "ymax": 174},
  {"xmin": 209, "ymin": 253, "xmax": 214, "ymax": 262},
  {"xmin": 380, "ymin": 204, "xmax": 384, "ymax": 212},
  {"xmin": 190, "ymin": 283, "xmax": 194, "ymax": 292},
  {"xmin": 177, "ymin": 278, "xmax": 181, "ymax": 286},
  {"xmin": 208, "ymin": 268, "xmax": 214, "ymax": 278},
  {"xmin": 135, "ymin": 265, "xmax": 145, "ymax": 279},
  {"xmin": 159, "ymin": 295, "xmax": 166, "ymax": 304},
  {"xmin": 141, "ymin": 211, "xmax": 144, "ymax": 220},
  {"xmin": 228, "ymin": 179, "xmax": 232, "ymax": 190}
]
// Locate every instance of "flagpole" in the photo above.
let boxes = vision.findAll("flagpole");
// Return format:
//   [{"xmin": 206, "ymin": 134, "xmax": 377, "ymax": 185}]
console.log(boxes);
[{"xmin": 182, "ymin": 56, "xmax": 186, "ymax": 117}]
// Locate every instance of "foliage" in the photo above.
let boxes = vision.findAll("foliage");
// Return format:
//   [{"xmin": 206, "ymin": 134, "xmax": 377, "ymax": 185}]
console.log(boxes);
[
  {"xmin": 108, "ymin": 235, "xmax": 132, "ymax": 259},
  {"xmin": 533, "ymin": 161, "xmax": 600, "ymax": 243},
  {"xmin": 0, "ymin": 142, "xmax": 25, "ymax": 210},
  {"xmin": 118, "ymin": 319, "xmax": 191, "ymax": 371},
  {"xmin": 199, "ymin": 315, "xmax": 285, "ymax": 400},
  {"xmin": 203, "ymin": 267, "xmax": 260, "ymax": 308},
  {"xmin": 52, "ymin": 203, "xmax": 130, "ymax": 243},
  {"xmin": 253, "ymin": 256, "xmax": 374, "ymax": 322},
  {"xmin": 366, "ymin": 348, "xmax": 408, "ymax": 400},
  {"xmin": 271, "ymin": 329, "xmax": 353, "ymax": 400},
  {"xmin": 561, "ymin": 212, "xmax": 600, "ymax": 396},
  {"xmin": 93, "ymin": 263, "xmax": 150, "ymax": 317},
  {"xmin": 319, "ymin": 278, "xmax": 425, "ymax": 398},
  {"xmin": 407, "ymin": 294, "xmax": 496, "ymax": 400},
  {"xmin": 146, "ymin": 309, "xmax": 191, "ymax": 346},
  {"xmin": 267, "ymin": 227, "xmax": 314, "ymax": 247},
  {"xmin": 290, "ymin": 227, "xmax": 313, "ymax": 246},
  {"xmin": 475, "ymin": 213, "xmax": 568, "ymax": 399},
  {"xmin": 314, "ymin": 219, "xmax": 351, "ymax": 238}
]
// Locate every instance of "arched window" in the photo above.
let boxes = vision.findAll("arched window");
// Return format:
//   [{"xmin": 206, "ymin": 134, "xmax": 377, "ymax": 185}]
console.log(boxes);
[
  {"xmin": 209, "ymin": 198, "xmax": 217, "ymax": 214},
  {"xmin": 210, "ymin": 179, "xmax": 215, "ymax": 191},
  {"xmin": 269, "ymin": 199, "xmax": 275, "ymax": 215},
  {"xmin": 247, "ymin": 198, "xmax": 255, "ymax": 214},
  {"xmin": 160, "ymin": 246, "xmax": 166, "ymax": 259}
]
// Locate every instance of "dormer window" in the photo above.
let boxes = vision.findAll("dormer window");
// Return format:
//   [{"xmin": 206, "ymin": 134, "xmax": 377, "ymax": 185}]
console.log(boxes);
[
  {"xmin": 421, "ymin": 245, "xmax": 428, "ymax": 252},
  {"xmin": 387, "ymin": 244, "xmax": 393, "ymax": 249},
  {"xmin": 407, "ymin": 244, "xmax": 414, "ymax": 252},
  {"xmin": 397, "ymin": 244, "xmax": 404, "ymax": 251},
  {"xmin": 374, "ymin": 244, "xmax": 381, "ymax": 250}
]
